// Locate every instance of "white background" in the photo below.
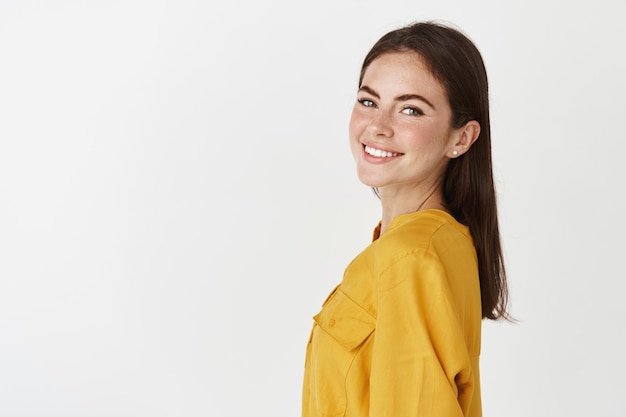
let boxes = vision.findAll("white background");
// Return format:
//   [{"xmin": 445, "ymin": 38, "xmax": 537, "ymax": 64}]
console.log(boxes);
[{"xmin": 1, "ymin": 0, "xmax": 625, "ymax": 416}]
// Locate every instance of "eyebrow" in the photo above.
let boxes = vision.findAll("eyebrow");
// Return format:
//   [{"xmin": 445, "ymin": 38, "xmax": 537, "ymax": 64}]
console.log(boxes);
[{"xmin": 359, "ymin": 85, "xmax": 436, "ymax": 110}]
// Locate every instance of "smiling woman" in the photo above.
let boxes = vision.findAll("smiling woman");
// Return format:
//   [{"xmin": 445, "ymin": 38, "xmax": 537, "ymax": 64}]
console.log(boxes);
[
  {"xmin": 350, "ymin": 51, "xmax": 480, "ymax": 225},
  {"xmin": 302, "ymin": 21, "xmax": 510, "ymax": 417}
]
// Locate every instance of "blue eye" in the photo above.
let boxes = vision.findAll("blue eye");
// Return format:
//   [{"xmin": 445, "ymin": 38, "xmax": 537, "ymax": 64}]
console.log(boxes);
[
  {"xmin": 358, "ymin": 98, "xmax": 376, "ymax": 108},
  {"xmin": 402, "ymin": 107, "xmax": 423, "ymax": 116}
]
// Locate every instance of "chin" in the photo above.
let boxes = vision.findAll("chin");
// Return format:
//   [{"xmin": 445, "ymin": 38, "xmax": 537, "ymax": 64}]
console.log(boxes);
[{"xmin": 356, "ymin": 173, "xmax": 387, "ymax": 188}]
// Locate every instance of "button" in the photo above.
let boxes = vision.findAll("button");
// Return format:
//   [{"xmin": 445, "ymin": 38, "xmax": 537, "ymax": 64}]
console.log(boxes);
[{"xmin": 328, "ymin": 318, "xmax": 336, "ymax": 327}]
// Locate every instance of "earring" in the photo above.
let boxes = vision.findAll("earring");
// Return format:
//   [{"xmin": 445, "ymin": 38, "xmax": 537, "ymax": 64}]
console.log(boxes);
[{"xmin": 452, "ymin": 150, "xmax": 459, "ymax": 156}]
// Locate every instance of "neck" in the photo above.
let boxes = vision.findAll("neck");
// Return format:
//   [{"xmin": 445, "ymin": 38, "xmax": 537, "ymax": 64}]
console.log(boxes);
[{"xmin": 378, "ymin": 182, "xmax": 447, "ymax": 235}]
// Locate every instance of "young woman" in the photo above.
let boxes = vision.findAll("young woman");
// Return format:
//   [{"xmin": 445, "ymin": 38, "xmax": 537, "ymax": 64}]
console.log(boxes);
[{"xmin": 302, "ymin": 21, "xmax": 510, "ymax": 417}]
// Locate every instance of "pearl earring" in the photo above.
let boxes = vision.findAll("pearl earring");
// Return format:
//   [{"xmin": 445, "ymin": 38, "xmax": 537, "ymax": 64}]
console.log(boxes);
[{"xmin": 452, "ymin": 150, "xmax": 459, "ymax": 156}]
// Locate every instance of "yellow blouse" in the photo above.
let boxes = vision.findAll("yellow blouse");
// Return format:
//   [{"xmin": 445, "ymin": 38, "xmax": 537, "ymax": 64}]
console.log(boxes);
[{"xmin": 302, "ymin": 209, "xmax": 482, "ymax": 417}]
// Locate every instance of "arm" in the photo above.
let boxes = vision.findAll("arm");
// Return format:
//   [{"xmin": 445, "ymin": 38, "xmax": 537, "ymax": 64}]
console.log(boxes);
[{"xmin": 369, "ymin": 250, "xmax": 477, "ymax": 417}]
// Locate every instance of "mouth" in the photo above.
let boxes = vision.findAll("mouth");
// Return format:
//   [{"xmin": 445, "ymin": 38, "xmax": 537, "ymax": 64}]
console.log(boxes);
[{"xmin": 363, "ymin": 144, "xmax": 403, "ymax": 158}]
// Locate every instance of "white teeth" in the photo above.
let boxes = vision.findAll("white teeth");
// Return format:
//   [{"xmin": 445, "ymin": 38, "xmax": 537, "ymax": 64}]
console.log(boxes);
[{"xmin": 365, "ymin": 145, "xmax": 399, "ymax": 158}]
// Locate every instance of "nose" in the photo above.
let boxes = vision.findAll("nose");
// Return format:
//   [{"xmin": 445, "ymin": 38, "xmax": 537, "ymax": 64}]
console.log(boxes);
[{"xmin": 367, "ymin": 111, "xmax": 393, "ymax": 138}]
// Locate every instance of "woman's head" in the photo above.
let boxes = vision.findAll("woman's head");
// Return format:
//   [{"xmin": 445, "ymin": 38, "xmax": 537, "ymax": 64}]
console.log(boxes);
[
  {"xmin": 355, "ymin": 21, "xmax": 509, "ymax": 320},
  {"xmin": 349, "ymin": 50, "xmax": 480, "ymax": 197},
  {"xmin": 358, "ymin": 21, "xmax": 491, "ymax": 219}
]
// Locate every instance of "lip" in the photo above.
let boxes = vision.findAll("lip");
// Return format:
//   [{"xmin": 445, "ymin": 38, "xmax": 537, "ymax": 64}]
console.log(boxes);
[{"xmin": 361, "ymin": 142, "xmax": 403, "ymax": 163}]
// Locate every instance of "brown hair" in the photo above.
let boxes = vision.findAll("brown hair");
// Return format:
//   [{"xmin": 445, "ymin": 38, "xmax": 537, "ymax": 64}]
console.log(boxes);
[{"xmin": 359, "ymin": 21, "xmax": 509, "ymax": 320}]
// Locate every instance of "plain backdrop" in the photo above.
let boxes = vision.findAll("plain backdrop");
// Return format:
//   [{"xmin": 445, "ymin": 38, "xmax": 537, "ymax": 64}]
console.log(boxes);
[{"xmin": 1, "ymin": 0, "xmax": 625, "ymax": 416}]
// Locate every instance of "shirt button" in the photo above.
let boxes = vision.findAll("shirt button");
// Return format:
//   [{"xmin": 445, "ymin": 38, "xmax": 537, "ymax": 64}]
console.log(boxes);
[{"xmin": 328, "ymin": 318, "xmax": 336, "ymax": 327}]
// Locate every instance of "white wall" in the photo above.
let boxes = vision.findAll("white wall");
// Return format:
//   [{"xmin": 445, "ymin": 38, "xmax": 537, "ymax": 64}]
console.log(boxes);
[{"xmin": 1, "ymin": 1, "xmax": 624, "ymax": 416}]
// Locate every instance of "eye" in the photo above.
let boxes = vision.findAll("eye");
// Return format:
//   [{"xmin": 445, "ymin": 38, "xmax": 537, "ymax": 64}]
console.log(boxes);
[
  {"xmin": 401, "ymin": 106, "xmax": 423, "ymax": 116},
  {"xmin": 358, "ymin": 98, "xmax": 376, "ymax": 108}
]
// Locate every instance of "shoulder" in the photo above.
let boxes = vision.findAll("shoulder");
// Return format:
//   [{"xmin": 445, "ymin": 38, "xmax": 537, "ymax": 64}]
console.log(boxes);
[
  {"xmin": 371, "ymin": 211, "xmax": 477, "ymax": 292},
  {"xmin": 377, "ymin": 210, "xmax": 473, "ymax": 260}
]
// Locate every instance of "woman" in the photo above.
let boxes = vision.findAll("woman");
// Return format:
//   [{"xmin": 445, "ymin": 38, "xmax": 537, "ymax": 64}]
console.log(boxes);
[{"xmin": 302, "ymin": 21, "xmax": 509, "ymax": 417}]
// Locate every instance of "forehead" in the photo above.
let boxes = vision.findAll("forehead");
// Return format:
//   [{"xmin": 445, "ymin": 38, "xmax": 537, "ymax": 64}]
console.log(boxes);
[{"xmin": 361, "ymin": 52, "xmax": 446, "ymax": 98}]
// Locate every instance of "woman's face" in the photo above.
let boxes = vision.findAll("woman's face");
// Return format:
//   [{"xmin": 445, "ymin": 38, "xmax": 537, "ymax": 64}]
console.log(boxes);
[{"xmin": 349, "ymin": 52, "xmax": 459, "ymax": 196}]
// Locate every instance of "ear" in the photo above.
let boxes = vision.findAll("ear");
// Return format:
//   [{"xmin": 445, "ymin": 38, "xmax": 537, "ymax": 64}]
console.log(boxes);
[{"xmin": 447, "ymin": 120, "xmax": 480, "ymax": 158}]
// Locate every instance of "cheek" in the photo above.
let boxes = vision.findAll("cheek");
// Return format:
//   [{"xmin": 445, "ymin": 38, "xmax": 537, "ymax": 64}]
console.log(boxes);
[
  {"xmin": 399, "ymin": 123, "xmax": 446, "ymax": 147},
  {"xmin": 348, "ymin": 109, "xmax": 367, "ymax": 140}
]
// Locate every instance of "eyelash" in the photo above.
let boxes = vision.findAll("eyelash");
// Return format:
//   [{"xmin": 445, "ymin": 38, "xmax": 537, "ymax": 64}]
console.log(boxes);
[
  {"xmin": 357, "ymin": 98, "xmax": 423, "ymax": 116},
  {"xmin": 402, "ymin": 107, "xmax": 424, "ymax": 116},
  {"xmin": 358, "ymin": 98, "xmax": 376, "ymax": 108}
]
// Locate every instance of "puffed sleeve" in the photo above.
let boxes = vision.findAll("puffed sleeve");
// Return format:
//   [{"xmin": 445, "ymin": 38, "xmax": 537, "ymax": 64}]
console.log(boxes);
[{"xmin": 369, "ymin": 249, "xmax": 476, "ymax": 417}]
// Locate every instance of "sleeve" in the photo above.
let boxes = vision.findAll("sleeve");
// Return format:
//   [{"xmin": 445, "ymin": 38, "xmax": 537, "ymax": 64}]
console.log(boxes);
[{"xmin": 369, "ymin": 250, "xmax": 476, "ymax": 417}]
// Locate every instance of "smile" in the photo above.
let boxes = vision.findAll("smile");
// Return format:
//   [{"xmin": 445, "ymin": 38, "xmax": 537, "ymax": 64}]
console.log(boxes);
[{"xmin": 364, "ymin": 145, "xmax": 402, "ymax": 158}]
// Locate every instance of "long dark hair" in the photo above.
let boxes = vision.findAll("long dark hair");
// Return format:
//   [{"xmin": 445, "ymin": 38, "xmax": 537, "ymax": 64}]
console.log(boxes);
[{"xmin": 359, "ymin": 21, "xmax": 509, "ymax": 320}]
